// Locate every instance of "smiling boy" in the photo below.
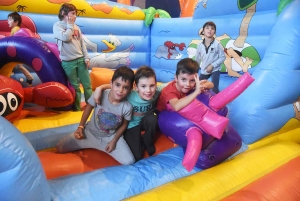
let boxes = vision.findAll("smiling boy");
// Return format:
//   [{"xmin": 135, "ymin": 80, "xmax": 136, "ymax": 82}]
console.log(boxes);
[
  {"xmin": 94, "ymin": 66, "xmax": 166, "ymax": 161},
  {"xmin": 56, "ymin": 66, "xmax": 135, "ymax": 165},
  {"xmin": 156, "ymin": 58, "xmax": 213, "ymax": 112}
]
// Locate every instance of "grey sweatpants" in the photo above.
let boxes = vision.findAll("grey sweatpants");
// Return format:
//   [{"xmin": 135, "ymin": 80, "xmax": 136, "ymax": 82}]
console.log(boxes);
[{"xmin": 56, "ymin": 128, "xmax": 135, "ymax": 165}]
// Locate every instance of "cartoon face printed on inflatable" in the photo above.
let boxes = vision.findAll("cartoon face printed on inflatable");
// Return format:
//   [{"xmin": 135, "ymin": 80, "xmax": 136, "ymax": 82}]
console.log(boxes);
[
  {"xmin": 0, "ymin": 75, "xmax": 74, "ymax": 122},
  {"xmin": 0, "ymin": 76, "xmax": 24, "ymax": 121}
]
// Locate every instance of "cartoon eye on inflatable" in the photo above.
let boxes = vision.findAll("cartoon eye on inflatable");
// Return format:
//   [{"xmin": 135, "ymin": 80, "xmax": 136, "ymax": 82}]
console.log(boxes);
[
  {"xmin": 0, "ymin": 93, "xmax": 22, "ymax": 117},
  {"xmin": 7, "ymin": 93, "xmax": 19, "ymax": 111},
  {"xmin": 0, "ymin": 95, "xmax": 7, "ymax": 116}
]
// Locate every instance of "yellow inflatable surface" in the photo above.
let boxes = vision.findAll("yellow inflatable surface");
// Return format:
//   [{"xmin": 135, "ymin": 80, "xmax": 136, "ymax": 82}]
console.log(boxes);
[
  {"xmin": 127, "ymin": 141, "xmax": 300, "ymax": 201},
  {"xmin": 0, "ymin": 0, "xmax": 145, "ymax": 20}
]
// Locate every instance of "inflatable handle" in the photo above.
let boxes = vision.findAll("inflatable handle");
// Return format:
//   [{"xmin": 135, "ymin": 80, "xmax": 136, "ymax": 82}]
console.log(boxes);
[
  {"xmin": 171, "ymin": 99, "xmax": 229, "ymax": 139},
  {"xmin": 14, "ymin": 28, "xmax": 40, "ymax": 39},
  {"xmin": 209, "ymin": 72, "xmax": 255, "ymax": 111},
  {"xmin": 182, "ymin": 127, "xmax": 202, "ymax": 171}
]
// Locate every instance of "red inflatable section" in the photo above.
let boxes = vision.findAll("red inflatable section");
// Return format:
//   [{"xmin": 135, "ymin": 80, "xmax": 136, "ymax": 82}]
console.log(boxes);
[{"xmin": 38, "ymin": 132, "xmax": 176, "ymax": 179}]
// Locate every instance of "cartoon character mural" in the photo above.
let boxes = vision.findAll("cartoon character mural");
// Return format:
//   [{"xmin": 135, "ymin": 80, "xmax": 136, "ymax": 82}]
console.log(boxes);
[
  {"xmin": 218, "ymin": 0, "xmax": 260, "ymax": 77},
  {"xmin": 187, "ymin": 0, "xmax": 260, "ymax": 78},
  {"xmin": 155, "ymin": 41, "xmax": 186, "ymax": 60},
  {"xmin": 89, "ymin": 34, "xmax": 135, "ymax": 69}
]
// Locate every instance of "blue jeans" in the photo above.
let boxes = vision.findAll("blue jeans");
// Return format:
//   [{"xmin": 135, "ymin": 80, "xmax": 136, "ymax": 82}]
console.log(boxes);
[
  {"xmin": 62, "ymin": 58, "xmax": 92, "ymax": 111},
  {"xmin": 199, "ymin": 70, "xmax": 220, "ymax": 94}
]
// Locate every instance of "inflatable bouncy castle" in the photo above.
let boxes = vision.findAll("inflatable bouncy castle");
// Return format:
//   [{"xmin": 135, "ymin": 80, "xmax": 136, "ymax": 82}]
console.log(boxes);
[{"xmin": 1, "ymin": 0, "xmax": 300, "ymax": 200}]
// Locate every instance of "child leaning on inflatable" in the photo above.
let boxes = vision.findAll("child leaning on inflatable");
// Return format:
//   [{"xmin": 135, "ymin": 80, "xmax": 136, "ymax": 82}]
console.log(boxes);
[
  {"xmin": 94, "ymin": 66, "xmax": 168, "ymax": 162},
  {"xmin": 56, "ymin": 66, "xmax": 135, "ymax": 165},
  {"xmin": 156, "ymin": 58, "xmax": 213, "ymax": 112}
]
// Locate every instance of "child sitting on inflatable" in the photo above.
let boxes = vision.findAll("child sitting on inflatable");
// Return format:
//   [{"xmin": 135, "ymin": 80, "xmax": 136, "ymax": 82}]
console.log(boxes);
[
  {"xmin": 156, "ymin": 58, "xmax": 213, "ymax": 112},
  {"xmin": 93, "ymin": 66, "xmax": 167, "ymax": 162},
  {"xmin": 56, "ymin": 66, "xmax": 135, "ymax": 165},
  {"xmin": 156, "ymin": 58, "xmax": 229, "ymax": 140},
  {"xmin": 7, "ymin": 11, "xmax": 34, "ymax": 86}
]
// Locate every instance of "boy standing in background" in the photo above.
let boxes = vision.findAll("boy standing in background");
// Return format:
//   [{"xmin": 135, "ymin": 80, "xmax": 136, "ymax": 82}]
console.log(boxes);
[
  {"xmin": 195, "ymin": 21, "xmax": 225, "ymax": 93},
  {"xmin": 53, "ymin": 3, "xmax": 92, "ymax": 111}
]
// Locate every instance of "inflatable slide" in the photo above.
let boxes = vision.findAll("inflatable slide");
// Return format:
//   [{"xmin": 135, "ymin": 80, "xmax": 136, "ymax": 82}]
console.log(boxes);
[{"xmin": 1, "ymin": 0, "xmax": 300, "ymax": 200}]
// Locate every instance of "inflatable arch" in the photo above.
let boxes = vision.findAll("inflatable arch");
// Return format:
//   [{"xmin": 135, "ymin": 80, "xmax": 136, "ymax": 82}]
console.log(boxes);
[{"xmin": 0, "ymin": 36, "xmax": 69, "ymax": 87}]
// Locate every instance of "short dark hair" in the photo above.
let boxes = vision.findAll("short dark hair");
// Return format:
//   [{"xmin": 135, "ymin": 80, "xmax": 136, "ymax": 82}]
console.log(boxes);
[
  {"xmin": 8, "ymin": 12, "xmax": 22, "ymax": 26},
  {"xmin": 134, "ymin": 66, "xmax": 156, "ymax": 86},
  {"xmin": 202, "ymin": 21, "xmax": 216, "ymax": 33},
  {"xmin": 58, "ymin": 3, "xmax": 77, "ymax": 20},
  {"xmin": 176, "ymin": 58, "xmax": 200, "ymax": 76},
  {"xmin": 112, "ymin": 66, "xmax": 135, "ymax": 88}
]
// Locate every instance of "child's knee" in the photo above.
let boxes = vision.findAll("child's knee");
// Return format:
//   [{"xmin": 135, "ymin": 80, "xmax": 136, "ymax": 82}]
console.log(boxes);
[{"xmin": 121, "ymin": 155, "xmax": 135, "ymax": 165}]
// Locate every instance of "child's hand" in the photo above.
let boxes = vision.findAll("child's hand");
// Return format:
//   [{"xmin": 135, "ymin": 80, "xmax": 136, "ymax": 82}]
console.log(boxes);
[
  {"xmin": 74, "ymin": 128, "xmax": 85, "ymax": 140},
  {"xmin": 93, "ymin": 87, "xmax": 103, "ymax": 105},
  {"xmin": 199, "ymin": 80, "xmax": 208, "ymax": 92},
  {"xmin": 206, "ymin": 64, "xmax": 213, "ymax": 73},
  {"xmin": 67, "ymin": 14, "xmax": 76, "ymax": 24},
  {"xmin": 105, "ymin": 140, "xmax": 116, "ymax": 153},
  {"xmin": 193, "ymin": 74, "xmax": 202, "ymax": 95},
  {"xmin": 85, "ymin": 60, "xmax": 90, "ymax": 69}
]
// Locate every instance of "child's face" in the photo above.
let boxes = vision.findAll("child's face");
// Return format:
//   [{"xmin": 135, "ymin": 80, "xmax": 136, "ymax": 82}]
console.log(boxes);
[
  {"xmin": 63, "ymin": 10, "xmax": 77, "ymax": 22},
  {"xmin": 136, "ymin": 77, "xmax": 157, "ymax": 101},
  {"xmin": 203, "ymin": 25, "xmax": 215, "ymax": 38},
  {"xmin": 175, "ymin": 73, "xmax": 197, "ymax": 94},
  {"xmin": 7, "ymin": 17, "xmax": 18, "ymax": 28},
  {"xmin": 110, "ymin": 77, "xmax": 131, "ymax": 102}
]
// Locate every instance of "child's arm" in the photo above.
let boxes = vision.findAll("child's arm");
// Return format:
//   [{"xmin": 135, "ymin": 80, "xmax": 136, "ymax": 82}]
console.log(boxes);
[
  {"xmin": 74, "ymin": 103, "xmax": 93, "ymax": 139},
  {"xmin": 105, "ymin": 119, "xmax": 129, "ymax": 153},
  {"xmin": 169, "ymin": 75, "xmax": 202, "ymax": 111},
  {"xmin": 93, "ymin": 84, "xmax": 111, "ymax": 104},
  {"xmin": 80, "ymin": 33, "xmax": 90, "ymax": 68},
  {"xmin": 200, "ymin": 80, "xmax": 214, "ymax": 91},
  {"xmin": 53, "ymin": 22, "xmax": 73, "ymax": 42},
  {"xmin": 207, "ymin": 43, "xmax": 226, "ymax": 72}
]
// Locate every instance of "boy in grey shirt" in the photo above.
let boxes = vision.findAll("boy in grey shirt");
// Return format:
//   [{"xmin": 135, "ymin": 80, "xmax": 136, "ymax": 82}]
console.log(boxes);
[
  {"xmin": 195, "ymin": 21, "xmax": 226, "ymax": 93},
  {"xmin": 56, "ymin": 66, "xmax": 135, "ymax": 165}
]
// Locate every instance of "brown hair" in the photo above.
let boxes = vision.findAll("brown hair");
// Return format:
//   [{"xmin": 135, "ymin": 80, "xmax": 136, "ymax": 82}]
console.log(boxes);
[
  {"xmin": 58, "ymin": 3, "xmax": 77, "ymax": 20},
  {"xmin": 8, "ymin": 12, "xmax": 22, "ymax": 26},
  {"xmin": 176, "ymin": 58, "xmax": 199, "ymax": 76},
  {"xmin": 200, "ymin": 21, "xmax": 216, "ymax": 35}
]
